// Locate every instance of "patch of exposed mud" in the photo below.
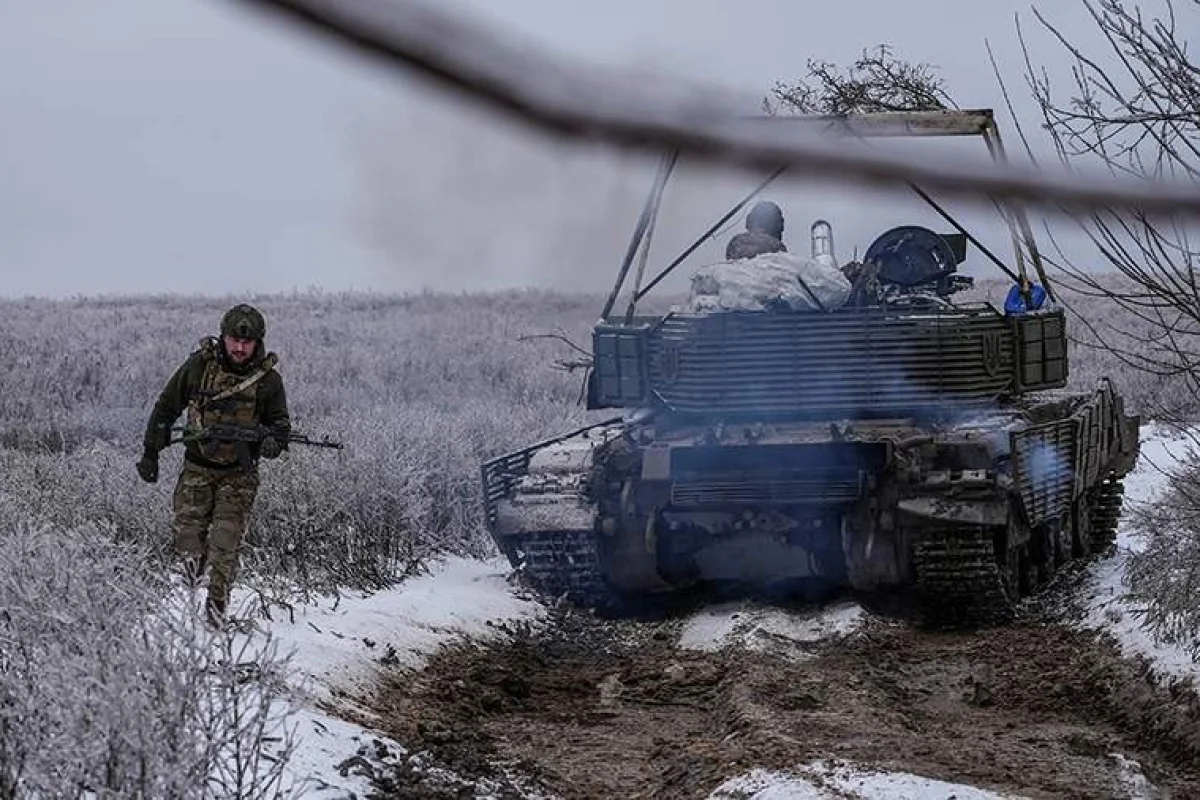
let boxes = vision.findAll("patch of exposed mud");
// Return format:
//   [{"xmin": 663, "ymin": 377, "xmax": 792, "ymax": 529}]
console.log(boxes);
[{"xmin": 355, "ymin": 607, "xmax": 1200, "ymax": 799}]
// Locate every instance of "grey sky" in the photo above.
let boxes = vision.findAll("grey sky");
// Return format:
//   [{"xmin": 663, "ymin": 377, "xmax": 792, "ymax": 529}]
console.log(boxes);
[{"xmin": 0, "ymin": 0, "xmax": 1106, "ymax": 298}]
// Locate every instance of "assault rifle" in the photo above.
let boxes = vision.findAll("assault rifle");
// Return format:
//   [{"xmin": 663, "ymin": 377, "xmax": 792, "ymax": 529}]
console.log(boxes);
[{"xmin": 168, "ymin": 424, "xmax": 343, "ymax": 468}]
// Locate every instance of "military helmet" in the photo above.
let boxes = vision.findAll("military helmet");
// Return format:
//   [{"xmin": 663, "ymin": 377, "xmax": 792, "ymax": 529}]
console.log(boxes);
[
  {"xmin": 746, "ymin": 200, "xmax": 785, "ymax": 238},
  {"xmin": 220, "ymin": 304, "xmax": 266, "ymax": 341}
]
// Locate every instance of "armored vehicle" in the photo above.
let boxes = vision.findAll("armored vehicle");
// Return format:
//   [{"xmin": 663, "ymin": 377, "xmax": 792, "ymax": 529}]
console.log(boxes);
[{"xmin": 481, "ymin": 109, "xmax": 1140, "ymax": 625}]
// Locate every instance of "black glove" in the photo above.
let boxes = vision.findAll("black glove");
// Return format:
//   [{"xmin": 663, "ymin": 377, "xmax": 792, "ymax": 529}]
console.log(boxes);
[
  {"xmin": 260, "ymin": 436, "xmax": 283, "ymax": 460},
  {"xmin": 147, "ymin": 422, "xmax": 171, "ymax": 453},
  {"xmin": 136, "ymin": 452, "xmax": 159, "ymax": 484}
]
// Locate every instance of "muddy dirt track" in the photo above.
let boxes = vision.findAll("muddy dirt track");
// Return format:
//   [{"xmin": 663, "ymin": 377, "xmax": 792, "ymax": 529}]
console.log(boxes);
[{"xmin": 343, "ymin": 589, "xmax": 1200, "ymax": 800}]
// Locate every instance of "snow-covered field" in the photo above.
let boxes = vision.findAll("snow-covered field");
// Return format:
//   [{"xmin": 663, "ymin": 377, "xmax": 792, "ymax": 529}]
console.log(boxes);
[{"xmin": 217, "ymin": 425, "xmax": 1196, "ymax": 799}]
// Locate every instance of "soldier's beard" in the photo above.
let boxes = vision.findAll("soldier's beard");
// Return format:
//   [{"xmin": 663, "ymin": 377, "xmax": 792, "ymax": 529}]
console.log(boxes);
[{"xmin": 223, "ymin": 345, "xmax": 257, "ymax": 370}]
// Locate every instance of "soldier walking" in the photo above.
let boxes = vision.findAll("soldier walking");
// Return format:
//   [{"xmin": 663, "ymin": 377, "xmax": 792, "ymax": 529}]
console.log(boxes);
[{"xmin": 137, "ymin": 304, "xmax": 291, "ymax": 629}]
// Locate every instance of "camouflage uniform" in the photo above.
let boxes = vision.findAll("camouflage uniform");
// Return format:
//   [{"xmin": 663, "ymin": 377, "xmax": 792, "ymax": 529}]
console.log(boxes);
[
  {"xmin": 726, "ymin": 200, "xmax": 788, "ymax": 261},
  {"xmin": 138, "ymin": 305, "xmax": 291, "ymax": 627}
]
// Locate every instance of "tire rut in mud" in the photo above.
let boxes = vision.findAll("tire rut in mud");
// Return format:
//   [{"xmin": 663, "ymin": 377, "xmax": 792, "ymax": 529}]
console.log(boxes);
[{"xmin": 357, "ymin": 607, "xmax": 1200, "ymax": 799}]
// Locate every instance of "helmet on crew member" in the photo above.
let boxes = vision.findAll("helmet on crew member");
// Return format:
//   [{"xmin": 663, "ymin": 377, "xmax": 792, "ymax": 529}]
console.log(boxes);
[
  {"xmin": 220, "ymin": 304, "xmax": 266, "ymax": 341},
  {"xmin": 745, "ymin": 200, "xmax": 785, "ymax": 240}
]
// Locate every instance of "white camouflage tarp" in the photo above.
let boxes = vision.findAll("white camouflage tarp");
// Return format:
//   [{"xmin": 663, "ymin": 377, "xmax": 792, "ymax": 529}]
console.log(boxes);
[{"xmin": 683, "ymin": 251, "xmax": 852, "ymax": 313}]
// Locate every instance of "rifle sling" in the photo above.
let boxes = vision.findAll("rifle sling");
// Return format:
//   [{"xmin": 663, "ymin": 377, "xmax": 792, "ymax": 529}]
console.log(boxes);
[{"xmin": 207, "ymin": 354, "xmax": 277, "ymax": 406}]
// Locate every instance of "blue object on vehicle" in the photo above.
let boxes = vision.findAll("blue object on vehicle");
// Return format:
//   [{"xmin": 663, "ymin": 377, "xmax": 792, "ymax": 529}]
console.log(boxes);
[{"xmin": 1004, "ymin": 283, "xmax": 1047, "ymax": 314}]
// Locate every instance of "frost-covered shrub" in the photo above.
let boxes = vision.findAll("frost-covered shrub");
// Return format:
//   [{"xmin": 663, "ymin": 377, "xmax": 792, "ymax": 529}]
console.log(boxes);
[
  {"xmin": 1126, "ymin": 447, "xmax": 1200, "ymax": 656},
  {"xmin": 0, "ymin": 509, "xmax": 298, "ymax": 799},
  {"xmin": 247, "ymin": 395, "xmax": 585, "ymax": 592},
  {"xmin": 0, "ymin": 443, "xmax": 170, "ymax": 552}
]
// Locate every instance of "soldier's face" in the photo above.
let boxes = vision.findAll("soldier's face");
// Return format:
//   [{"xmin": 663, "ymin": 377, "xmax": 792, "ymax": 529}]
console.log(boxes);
[{"xmin": 222, "ymin": 335, "xmax": 256, "ymax": 365}]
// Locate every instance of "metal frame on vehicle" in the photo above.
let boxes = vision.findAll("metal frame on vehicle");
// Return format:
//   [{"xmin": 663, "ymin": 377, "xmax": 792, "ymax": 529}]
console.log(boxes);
[{"xmin": 601, "ymin": 108, "xmax": 1054, "ymax": 323}]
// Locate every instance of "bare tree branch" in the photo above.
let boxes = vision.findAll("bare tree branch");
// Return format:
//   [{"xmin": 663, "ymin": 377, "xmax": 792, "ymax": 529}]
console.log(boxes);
[{"xmin": 765, "ymin": 45, "xmax": 955, "ymax": 116}]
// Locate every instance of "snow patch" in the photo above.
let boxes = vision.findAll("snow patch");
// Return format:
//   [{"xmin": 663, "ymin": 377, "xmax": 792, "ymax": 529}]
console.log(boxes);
[
  {"xmin": 1079, "ymin": 556, "xmax": 1200, "ymax": 682},
  {"xmin": 709, "ymin": 760, "xmax": 1026, "ymax": 799},
  {"xmin": 1109, "ymin": 753, "xmax": 1158, "ymax": 800},
  {"xmin": 210, "ymin": 556, "xmax": 543, "ymax": 797},
  {"xmin": 677, "ymin": 600, "xmax": 864, "ymax": 654},
  {"xmin": 280, "ymin": 707, "xmax": 402, "ymax": 798},
  {"xmin": 1116, "ymin": 424, "xmax": 1188, "ymax": 537},
  {"xmin": 243, "ymin": 555, "xmax": 545, "ymax": 704}
]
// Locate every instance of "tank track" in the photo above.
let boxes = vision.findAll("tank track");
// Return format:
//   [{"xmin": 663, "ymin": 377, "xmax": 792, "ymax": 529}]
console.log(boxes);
[
  {"xmin": 497, "ymin": 448, "xmax": 624, "ymax": 610},
  {"xmin": 912, "ymin": 525, "xmax": 1016, "ymax": 627},
  {"xmin": 1087, "ymin": 478, "xmax": 1124, "ymax": 552},
  {"xmin": 512, "ymin": 530, "xmax": 619, "ymax": 609}
]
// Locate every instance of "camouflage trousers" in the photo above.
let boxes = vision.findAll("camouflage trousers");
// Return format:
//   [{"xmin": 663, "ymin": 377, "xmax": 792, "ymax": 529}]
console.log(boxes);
[{"xmin": 171, "ymin": 461, "xmax": 260, "ymax": 617}]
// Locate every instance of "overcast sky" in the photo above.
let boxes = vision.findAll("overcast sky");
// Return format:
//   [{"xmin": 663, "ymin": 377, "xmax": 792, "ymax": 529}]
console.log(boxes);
[{"xmin": 0, "ymin": 0, "xmax": 1112, "ymax": 299}]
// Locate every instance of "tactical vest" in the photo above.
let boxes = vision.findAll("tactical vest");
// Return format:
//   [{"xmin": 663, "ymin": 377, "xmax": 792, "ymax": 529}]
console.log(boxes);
[{"xmin": 186, "ymin": 338, "xmax": 278, "ymax": 466}]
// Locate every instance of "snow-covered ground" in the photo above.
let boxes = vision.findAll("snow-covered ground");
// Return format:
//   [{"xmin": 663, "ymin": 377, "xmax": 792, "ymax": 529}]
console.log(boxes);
[
  {"xmin": 677, "ymin": 599, "xmax": 864, "ymax": 656},
  {"xmin": 211, "ymin": 425, "xmax": 1196, "ymax": 799},
  {"xmin": 216, "ymin": 558, "xmax": 546, "ymax": 798},
  {"xmin": 709, "ymin": 761, "xmax": 1027, "ymax": 800}
]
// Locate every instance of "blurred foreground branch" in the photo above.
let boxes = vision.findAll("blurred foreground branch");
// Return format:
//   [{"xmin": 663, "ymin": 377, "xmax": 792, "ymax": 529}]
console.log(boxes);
[{"xmin": 231, "ymin": 0, "xmax": 1200, "ymax": 217}]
